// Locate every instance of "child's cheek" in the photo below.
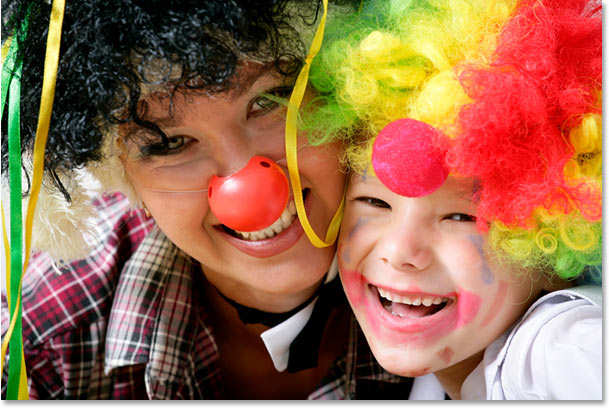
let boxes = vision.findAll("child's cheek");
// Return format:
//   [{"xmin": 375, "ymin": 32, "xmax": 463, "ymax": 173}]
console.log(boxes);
[
  {"xmin": 468, "ymin": 235, "xmax": 494, "ymax": 285},
  {"xmin": 338, "ymin": 217, "xmax": 369, "ymax": 269},
  {"xmin": 480, "ymin": 280, "xmax": 509, "ymax": 327},
  {"xmin": 457, "ymin": 287, "xmax": 483, "ymax": 328},
  {"xmin": 338, "ymin": 260, "xmax": 367, "ymax": 307}
]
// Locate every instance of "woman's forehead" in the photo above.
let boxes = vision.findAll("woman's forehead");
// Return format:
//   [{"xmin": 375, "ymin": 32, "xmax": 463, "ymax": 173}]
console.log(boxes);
[{"xmin": 135, "ymin": 67, "xmax": 287, "ymax": 122}]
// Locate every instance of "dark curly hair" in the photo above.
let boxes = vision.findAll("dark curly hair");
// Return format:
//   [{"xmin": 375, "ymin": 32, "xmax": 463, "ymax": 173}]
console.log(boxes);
[{"xmin": 1, "ymin": 0, "xmax": 356, "ymax": 200}]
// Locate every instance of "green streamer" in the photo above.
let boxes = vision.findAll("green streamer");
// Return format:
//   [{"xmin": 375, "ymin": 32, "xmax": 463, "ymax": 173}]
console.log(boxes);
[
  {"xmin": 6, "ymin": 70, "xmax": 24, "ymax": 400},
  {"xmin": 1, "ymin": 13, "xmax": 29, "ymax": 399}
]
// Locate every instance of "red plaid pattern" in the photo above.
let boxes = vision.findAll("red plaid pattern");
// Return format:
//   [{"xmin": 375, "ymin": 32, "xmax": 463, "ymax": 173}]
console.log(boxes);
[{"xmin": 2, "ymin": 192, "xmax": 411, "ymax": 399}]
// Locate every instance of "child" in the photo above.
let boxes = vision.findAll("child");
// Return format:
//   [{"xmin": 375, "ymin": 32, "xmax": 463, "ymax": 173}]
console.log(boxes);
[{"xmin": 304, "ymin": 0, "xmax": 602, "ymax": 400}]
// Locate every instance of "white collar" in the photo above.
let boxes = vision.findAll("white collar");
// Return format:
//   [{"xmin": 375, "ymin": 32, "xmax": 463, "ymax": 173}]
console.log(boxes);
[{"xmin": 259, "ymin": 254, "xmax": 339, "ymax": 372}]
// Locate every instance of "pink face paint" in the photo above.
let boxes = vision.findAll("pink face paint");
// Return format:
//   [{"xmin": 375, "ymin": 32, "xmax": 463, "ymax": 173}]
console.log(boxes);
[
  {"xmin": 457, "ymin": 286, "xmax": 483, "ymax": 328},
  {"xmin": 340, "ymin": 267, "xmax": 483, "ymax": 348},
  {"xmin": 339, "ymin": 262, "xmax": 366, "ymax": 305},
  {"xmin": 480, "ymin": 280, "xmax": 508, "ymax": 327},
  {"xmin": 436, "ymin": 347, "xmax": 455, "ymax": 365}
]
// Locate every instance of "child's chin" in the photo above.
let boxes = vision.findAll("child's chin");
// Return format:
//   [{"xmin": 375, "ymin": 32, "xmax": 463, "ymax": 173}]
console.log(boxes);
[{"xmin": 369, "ymin": 344, "xmax": 435, "ymax": 378}]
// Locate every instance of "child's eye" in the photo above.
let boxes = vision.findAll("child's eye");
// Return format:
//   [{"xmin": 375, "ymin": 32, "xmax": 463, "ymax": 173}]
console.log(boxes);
[
  {"xmin": 445, "ymin": 213, "xmax": 476, "ymax": 222},
  {"xmin": 247, "ymin": 86, "xmax": 293, "ymax": 119},
  {"xmin": 356, "ymin": 197, "xmax": 391, "ymax": 209}
]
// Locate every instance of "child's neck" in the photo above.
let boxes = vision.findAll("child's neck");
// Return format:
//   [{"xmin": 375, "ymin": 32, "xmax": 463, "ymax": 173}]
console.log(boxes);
[{"xmin": 433, "ymin": 350, "xmax": 485, "ymax": 400}]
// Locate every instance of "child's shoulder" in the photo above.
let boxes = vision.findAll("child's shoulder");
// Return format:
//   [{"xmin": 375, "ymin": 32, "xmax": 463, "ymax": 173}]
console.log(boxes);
[{"xmin": 500, "ymin": 286, "xmax": 602, "ymax": 399}]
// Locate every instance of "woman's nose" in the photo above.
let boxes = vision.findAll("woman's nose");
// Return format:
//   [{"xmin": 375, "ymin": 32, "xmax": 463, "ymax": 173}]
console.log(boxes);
[
  {"xmin": 208, "ymin": 155, "xmax": 289, "ymax": 232},
  {"xmin": 377, "ymin": 224, "xmax": 432, "ymax": 272}
]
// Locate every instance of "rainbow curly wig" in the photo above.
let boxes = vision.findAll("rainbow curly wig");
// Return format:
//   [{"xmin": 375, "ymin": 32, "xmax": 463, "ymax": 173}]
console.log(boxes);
[{"xmin": 303, "ymin": 0, "xmax": 602, "ymax": 282}]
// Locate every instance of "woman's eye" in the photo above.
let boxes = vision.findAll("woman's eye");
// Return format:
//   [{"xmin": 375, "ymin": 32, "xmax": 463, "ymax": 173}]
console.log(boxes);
[
  {"xmin": 139, "ymin": 135, "xmax": 193, "ymax": 157},
  {"xmin": 247, "ymin": 86, "xmax": 293, "ymax": 119},
  {"xmin": 356, "ymin": 197, "xmax": 391, "ymax": 209},
  {"xmin": 445, "ymin": 213, "xmax": 476, "ymax": 222},
  {"xmin": 167, "ymin": 135, "xmax": 185, "ymax": 150}
]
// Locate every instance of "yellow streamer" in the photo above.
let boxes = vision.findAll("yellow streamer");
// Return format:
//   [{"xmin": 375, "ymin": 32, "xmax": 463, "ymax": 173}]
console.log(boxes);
[
  {"xmin": 2, "ymin": 203, "xmax": 11, "ymax": 308},
  {"xmin": 0, "ymin": 0, "xmax": 66, "ymax": 399},
  {"xmin": 0, "ymin": 204, "xmax": 28, "ymax": 399},
  {"xmin": 1, "ymin": 38, "xmax": 12, "ymax": 63},
  {"xmin": 285, "ymin": 0, "xmax": 345, "ymax": 248}
]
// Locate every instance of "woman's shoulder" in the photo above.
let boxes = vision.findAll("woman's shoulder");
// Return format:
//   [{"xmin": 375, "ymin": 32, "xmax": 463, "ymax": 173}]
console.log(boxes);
[
  {"xmin": 500, "ymin": 286, "xmax": 602, "ymax": 400},
  {"xmin": 2, "ymin": 192, "xmax": 155, "ymax": 349}
]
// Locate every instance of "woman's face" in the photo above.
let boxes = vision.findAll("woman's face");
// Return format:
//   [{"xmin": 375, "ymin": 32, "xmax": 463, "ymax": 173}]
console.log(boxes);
[{"xmin": 121, "ymin": 67, "xmax": 345, "ymax": 312}]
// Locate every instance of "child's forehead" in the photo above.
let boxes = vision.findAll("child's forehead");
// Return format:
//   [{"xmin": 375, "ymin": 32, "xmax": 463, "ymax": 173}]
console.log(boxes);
[{"xmin": 350, "ymin": 171, "xmax": 475, "ymax": 198}]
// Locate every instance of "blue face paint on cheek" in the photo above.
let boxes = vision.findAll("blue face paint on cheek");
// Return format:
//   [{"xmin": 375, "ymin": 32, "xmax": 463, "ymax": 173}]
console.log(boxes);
[
  {"xmin": 341, "ymin": 246, "xmax": 351, "ymax": 264},
  {"xmin": 469, "ymin": 235, "xmax": 494, "ymax": 285},
  {"xmin": 346, "ymin": 217, "xmax": 368, "ymax": 242},
  {"xmin": 341, "ymin": 217, "xmax": 368, "ymax": 267}
]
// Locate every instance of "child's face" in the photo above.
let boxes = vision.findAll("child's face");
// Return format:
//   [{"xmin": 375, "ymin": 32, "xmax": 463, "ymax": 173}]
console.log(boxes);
[{"xmin": 338, "ymin": 172, "xmax": 549, "ymax": 378}]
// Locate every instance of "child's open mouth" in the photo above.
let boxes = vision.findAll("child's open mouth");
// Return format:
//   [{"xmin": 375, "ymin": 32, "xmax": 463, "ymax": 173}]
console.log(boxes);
[
  {"xmin": 374, "ymin": 286, "xmax": 453, "ymax": 319},
  {"xmin": 219, "ymin": 189, "xmax": 309, "ymax": 241}
]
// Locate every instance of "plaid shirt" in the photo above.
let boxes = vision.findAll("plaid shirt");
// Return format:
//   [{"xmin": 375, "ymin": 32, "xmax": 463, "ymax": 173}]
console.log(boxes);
[{"xmin": 2, "ymin": 192, "xmax": 412, "ymax": 399}]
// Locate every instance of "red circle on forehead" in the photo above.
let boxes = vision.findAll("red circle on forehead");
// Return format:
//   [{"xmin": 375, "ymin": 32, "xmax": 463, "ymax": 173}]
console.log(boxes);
[{"xmin": 372, "ymin": 119, "xmax": 448, "ymax": 197}]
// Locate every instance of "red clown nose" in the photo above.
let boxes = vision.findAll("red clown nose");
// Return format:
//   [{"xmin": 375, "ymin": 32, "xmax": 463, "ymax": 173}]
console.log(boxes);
[
  {"xmin": 208, "ymin": 156, "xmax": 289, "ymax": 232},
  {"xmin": 372, "ymin": 118, "xmax": 448, "ymax": 197}
]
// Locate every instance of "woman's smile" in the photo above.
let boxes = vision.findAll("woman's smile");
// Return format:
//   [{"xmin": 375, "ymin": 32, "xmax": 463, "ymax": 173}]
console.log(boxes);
[{"xmin": 215, "ymin": 191, "xmax": 311, "ymax": 258}]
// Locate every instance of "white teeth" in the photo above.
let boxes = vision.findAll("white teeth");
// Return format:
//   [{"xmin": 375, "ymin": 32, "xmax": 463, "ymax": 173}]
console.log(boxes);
[
  {"xmin": 377, "ymin": 288, "xmax": 450, "ymax": 307},
  {"xmin": 234, "ymin": 200, "xmax": 298, "ymax": 241},
  {"xmin": 377, "ymin": 287, "xmax": 391, "ymax": 301}
]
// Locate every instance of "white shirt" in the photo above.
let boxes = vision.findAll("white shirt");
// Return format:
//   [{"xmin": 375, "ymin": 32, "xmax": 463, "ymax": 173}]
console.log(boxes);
[{"xmin": 410, "ymin": 286, "xmax": 602, "ymax": 400}]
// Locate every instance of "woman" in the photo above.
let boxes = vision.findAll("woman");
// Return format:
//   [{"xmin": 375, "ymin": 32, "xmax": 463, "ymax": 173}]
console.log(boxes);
[{"xmin": 0, "ymin": 0, "xmax": 410, "ymax": 399}]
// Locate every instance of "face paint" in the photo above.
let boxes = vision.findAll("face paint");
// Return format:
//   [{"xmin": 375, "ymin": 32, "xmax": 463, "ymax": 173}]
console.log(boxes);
[
  {"xmin": 436, "ymin": 346, "xmax": 455, "ymax": 365},
  {"xmin": 480, "ymin": 280, "xmax": 509, "ymax": 327},
  {"xmin": 341, "ymin": 265, "xmax": 483, "ymax": 348},
  {"xmin": 340, "ymin": 245, "xmax": 351, "ymax": 264},
  {"xmin": 345, "ymin": 217, "xmax": 368, "ymax": 242},
  {"xmin": 469, "ymin": 235, "xmax": 494, "ymax": 285},
  {"xmin": 360, "ymin": 167, "xmax": 368, "ymax": 182}
]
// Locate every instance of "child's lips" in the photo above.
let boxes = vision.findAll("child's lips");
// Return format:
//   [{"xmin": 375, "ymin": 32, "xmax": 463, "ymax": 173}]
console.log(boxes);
[
  {"xmin": 372, "ymin": 284, "xmax": 456, "ymax": 320},
  {"xmin": 360, "ymin": 282, "xmax": 461, "ymax": 346}
]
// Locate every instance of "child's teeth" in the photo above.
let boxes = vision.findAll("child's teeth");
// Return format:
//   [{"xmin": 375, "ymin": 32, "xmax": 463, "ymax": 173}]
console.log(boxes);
[{"xmin": 377, "ymin": 288, "xmax": 450, "ymax": 308}]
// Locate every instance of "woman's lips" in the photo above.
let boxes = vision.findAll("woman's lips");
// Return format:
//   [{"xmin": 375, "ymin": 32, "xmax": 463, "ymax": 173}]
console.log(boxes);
[{"xmin": 214, "ymin": 190, "xmax": 310, "ymax": 258}]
